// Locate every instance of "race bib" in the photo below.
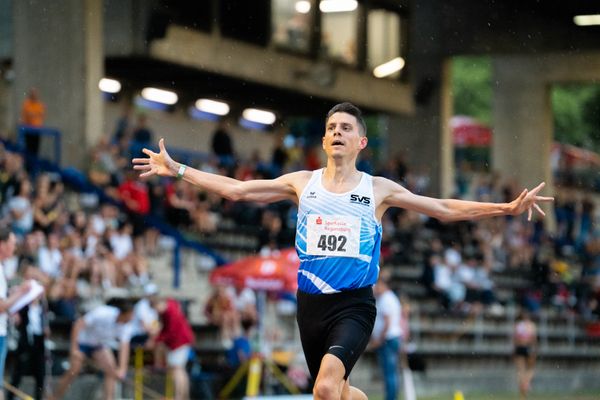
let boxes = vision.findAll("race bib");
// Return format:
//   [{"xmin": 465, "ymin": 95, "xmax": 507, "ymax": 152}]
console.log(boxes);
[{"xmin": 306, "ymin": 214, "xmax": 361, "ymax": 257}]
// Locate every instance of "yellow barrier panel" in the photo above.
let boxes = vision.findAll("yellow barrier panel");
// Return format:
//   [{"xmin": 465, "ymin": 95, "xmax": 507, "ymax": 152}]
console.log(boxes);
[
  {"xmin": 246, "ymin": 355, "xmax": 263, "ymax": 397},
  {"xmin": 134, "ymin": 347, "xmax": 144, "ymax": 400},
  {"xmin": 3, "ymin": 381, "xmax": 33, "ymax": 400},
  {"xmin": 165, "ymin": 369, "xmax": 174, "ymax": 400}
]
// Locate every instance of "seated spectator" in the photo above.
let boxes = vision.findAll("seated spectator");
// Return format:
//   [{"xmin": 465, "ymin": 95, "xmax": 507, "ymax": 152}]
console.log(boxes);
[
  {"xmin": 421, "ymin": 237, "xmax": 444, "ymax": 297},
  {"xmin": 433, "ymin": 254, "xmax": 466, "ymax": 311},
  {"xmin": 0, "ymin": 152, "xmax": 26, "ymax": 203},
  {"xmin": 47, "ymin": 278, "xmax": 78, "ymax": 322},
  {"xmin": 38, "ymin": 233, "xmax": 62, "ymax": 279},
  {"xmin": 118, "ymin": 171, "xmax": 150, "ymax": 215},
  {"xmin": 32, "ymin": 174, "xmax": 64, "ymax": 234},
  {"xmin": 87, "ymin": 146, "xmax": 113, "ymax": 188},
  {"xmin": 228, "ymin": 283, "xmax": 258, "ymax": 332},
  {"xmin": 204, "ymin": 284, "xmax": 238, "ymax": 347},
  {"xmin": 118, "ymin": 170, "xmax": 150, "ymax": 235},
  {"xmin": 165, "ymin": 179, "xmax": 195, "ymax": 228},
  {"xmin": 459, "ymin": 252, "xmax": 498, "ymax": 313},
  {"xmin": 7, "ymin": 178, "xmax": 34, "ymax": 238}
]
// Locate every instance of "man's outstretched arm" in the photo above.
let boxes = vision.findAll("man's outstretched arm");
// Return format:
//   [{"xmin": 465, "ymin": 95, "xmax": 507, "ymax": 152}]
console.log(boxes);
[
  {"xmin": 132, "ymin": 138, "xmax": 308, "ymax": 203},
  {"xmin": 375, "ymin": 177, "xmax": 554, "ymax": 222}
]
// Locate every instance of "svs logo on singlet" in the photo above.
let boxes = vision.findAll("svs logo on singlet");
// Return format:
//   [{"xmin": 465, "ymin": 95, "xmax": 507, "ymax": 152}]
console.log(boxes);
[{"xmin": 350, "ymin": 194, "xmax": 371, "ymax": 205}]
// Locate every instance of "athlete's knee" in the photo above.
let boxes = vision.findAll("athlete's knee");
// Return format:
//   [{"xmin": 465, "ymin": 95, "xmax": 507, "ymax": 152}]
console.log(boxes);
[
  {"xmin": 313, "ymin": 379, "xmax": 341, "ymax": 400},
  {"xmin": 346, "ymin": 385, "xmax": 368, "ymax": 400}
]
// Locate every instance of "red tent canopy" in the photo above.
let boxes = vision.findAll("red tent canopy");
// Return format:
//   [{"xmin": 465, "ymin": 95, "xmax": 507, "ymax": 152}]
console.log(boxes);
[
  {"xmin": 209, "ymin": 248, "xmax": 300, "ymax": 292},
  {"xmin": 451, "ymin": 116, "xmax": 492, "ymax": 148}
]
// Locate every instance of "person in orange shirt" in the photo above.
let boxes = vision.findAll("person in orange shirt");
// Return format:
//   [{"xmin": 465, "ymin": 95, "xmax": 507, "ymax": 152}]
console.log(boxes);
[{"xmin": 20, "ymin": 88, "xmax": 46, "ymax": 156}]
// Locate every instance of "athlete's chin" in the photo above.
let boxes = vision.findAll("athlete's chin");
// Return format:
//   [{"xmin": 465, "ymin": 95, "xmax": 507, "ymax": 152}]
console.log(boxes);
[{"xmin": 329, "ymin": 152, "xmax": 345, "ymax": 160}]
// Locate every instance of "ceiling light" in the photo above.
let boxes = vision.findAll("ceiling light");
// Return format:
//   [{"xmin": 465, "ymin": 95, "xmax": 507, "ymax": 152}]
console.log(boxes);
[
  {"xmin": 373, "ymin": 57, "xmax": 406, "ymax": 78},
  {"xmin": 295, "ymin": 1, "xmax": 311, "ymax": 14},
  {"xmin": 98, "ymin": 78, "xmax": 121, "ymax": 94},
  {"xmin": 320, "ymin": 0, "xmax": 357, "ymax": 13},
  {"xmin": 242, "ymin": 108, "xmax": 276, "ymax": 125},
  {"xmin": 141, "ymin": 87, "xmax": 178, "ymax": 105},
  {"xmin": 195, "ymin": 99, "xmax": 230, "ymax": 116},
  {"xmin": 574, "ymin": 14, "xmax": 600, "ymax": 26}
]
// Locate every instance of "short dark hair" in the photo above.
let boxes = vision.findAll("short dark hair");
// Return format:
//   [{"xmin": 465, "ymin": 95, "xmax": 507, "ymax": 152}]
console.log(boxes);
[
  {"xmin": 0, "ymin": 226, "xmax": 12, "ymax": 242},
  {"xmin": 107, "ymin": 298, "xmax": 135, "ymax": 314},
  {"xmin": 326, "ymin": 102, "xmax": 367, "ymax": 136}
]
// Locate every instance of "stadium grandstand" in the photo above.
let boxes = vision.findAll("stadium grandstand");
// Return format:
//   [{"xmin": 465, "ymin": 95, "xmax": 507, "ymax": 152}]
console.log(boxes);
[{"xmin": 0, "ymin": 1, "xmax": 600, "ymax": 399}]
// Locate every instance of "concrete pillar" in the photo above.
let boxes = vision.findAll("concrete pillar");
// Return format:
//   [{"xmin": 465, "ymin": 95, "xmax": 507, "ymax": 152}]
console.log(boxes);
[
  {"xmin": 13, "ymin": 0, "xmax": 104, "ymax": 167},
  {"xmin": 0, "ymin": 75, "xmax": 13, "ymax": 137},
  {"xmin": 386, "ymin": 0, "xmax": 452, "ymax": 197},
  {"xmin": 492, "ymin": 57, "xmax": 553, "ymax": 191}
]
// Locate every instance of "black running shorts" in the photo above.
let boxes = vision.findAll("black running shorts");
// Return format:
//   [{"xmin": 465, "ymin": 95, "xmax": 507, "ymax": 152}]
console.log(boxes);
[{"xmin": 296, "ymin": 286, "xmax": 376, "ymax": 380}]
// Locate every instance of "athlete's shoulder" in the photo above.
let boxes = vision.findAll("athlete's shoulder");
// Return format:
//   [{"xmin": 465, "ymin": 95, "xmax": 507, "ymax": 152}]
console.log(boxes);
[
  {"xmin": 372, "ymin": 175, "xmax": 398, "ymax": 192},
  {"xmin": 277, "ymin": 170, "xmax": 314, "ymax": 197},
  {"xmin": 278, "ymin": 170, "xmax": 313, "ymax": 183}
]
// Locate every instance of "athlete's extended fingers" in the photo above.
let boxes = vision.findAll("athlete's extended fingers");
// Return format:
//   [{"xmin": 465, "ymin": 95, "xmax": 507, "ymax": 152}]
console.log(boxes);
[
  {"xmin": 535, "ymin": 196, "xmax": 554, "ymax": 202},
  {"xmin": 133, "ymin": 164, "xmax": 151, "ymax": 171},
  {"xmin": 132, "ymin": 158, "xmax": 150, "ymax": 165},
  {"xmin": 533, "ymin": 203, "xmax": 545, "ymax": 217},
  {"xmin": 529, "ymin": 182, "xmax": 546, "ymax": 195},
  {"xmin": 516, "ymin": 188, "xmax": 528, "ymax": 203},
  {"xmin": 159, "ymin": 138, "xmax": 166, "ymax": 152},
  {"xmin": 527, "ymin": 207, "xmax": 532, "ymax": 222},
  {"xmin": 139, "ymin": 169, "xmax": 156, "ymax": 178},
  {"xmin": 142, "ymin": 148, "xmax": 158, "ymax": 157}
]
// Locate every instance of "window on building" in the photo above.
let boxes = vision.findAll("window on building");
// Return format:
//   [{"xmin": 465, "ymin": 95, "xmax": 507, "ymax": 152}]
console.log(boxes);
[
  {"xmin": 220, "ymin": 0, "xmax": 271, "ymax": 46},
  {"xmin": 320, "ymin": 1, "xmax": 359, "ymax": 65},
  {"xmin": 272, "ymin": 0, "xmax": 312, "ymax": 52},
  {"xmin": 368, "ymin": 9, "xmax": 404, "ymax": 79}
]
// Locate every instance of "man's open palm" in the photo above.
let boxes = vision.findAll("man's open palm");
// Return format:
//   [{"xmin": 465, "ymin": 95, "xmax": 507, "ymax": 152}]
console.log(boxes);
[
  {"xmin": 510, "ymin": 182, "xmax": 554, "ymax": 221},
  {"xmin": 132, "ymin": 138, "xmax": 174, "ymax": 178}
]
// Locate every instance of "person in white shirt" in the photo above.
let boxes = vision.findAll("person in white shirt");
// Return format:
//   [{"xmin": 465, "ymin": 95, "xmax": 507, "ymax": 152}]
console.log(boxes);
[
  {"xmin": 49, "ymin": 301, "xmax": 135, "ymax": 400},
  {"xmin": 38, "ymin": 233, "xmax": 62, "ymax": 279},
  {"xmin": 130, "ymin": 283, "xmax": 160, "ymax": 346},
  {"xmin": 7, "ymin": 179, "xmax": 34, "ymax": 238},
  {"xmin": 0, "ymin": 227, "xmax": 32, "ymax": 400},
  {"xmin": 370, "ymin": 272, "xmax": 403, "ymax": 400}
]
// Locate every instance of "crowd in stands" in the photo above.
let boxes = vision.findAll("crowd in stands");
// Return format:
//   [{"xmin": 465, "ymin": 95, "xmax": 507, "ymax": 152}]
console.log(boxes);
[
  {"xmin": 83, "ymin": 108, "xmax": 600, "ymax": 325},
  {"xmin": 0, "ymin": 144, "xmax": 154, "ymax": 323},
  {"xmin": 1, "ymin": 92, "xmax": 599, "ymax": 397},
  {"xmin": 8, "ymin": 94, "xmax": 600, "ymax": 330}
]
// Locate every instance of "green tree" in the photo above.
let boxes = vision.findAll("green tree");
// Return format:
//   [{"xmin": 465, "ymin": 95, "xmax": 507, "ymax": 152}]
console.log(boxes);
[
  {"xmin": 451, "ymin": 56, "xmax": 492, "ymax": 125},
  {"xmin": 582, "ymin": 87, "xmax": 600, "ymax": 150},
  {"xmin": 552, "ymin": 84, "xmax": 600, "ymax": 150}
]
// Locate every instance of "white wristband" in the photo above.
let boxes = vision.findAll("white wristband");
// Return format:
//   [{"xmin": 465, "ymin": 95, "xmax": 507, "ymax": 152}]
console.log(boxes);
[{"xmin": 176, "ymin": 164, "xmax": 187, "ymax": 180}]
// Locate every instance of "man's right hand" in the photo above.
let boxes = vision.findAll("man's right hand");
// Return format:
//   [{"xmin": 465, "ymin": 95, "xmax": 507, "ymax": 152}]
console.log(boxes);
[{"xmin": 132, "ymin": 138, "xmax": 178, "ymax": 178}]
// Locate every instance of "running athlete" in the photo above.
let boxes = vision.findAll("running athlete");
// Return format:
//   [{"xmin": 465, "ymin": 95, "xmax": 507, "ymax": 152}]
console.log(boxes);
[{"xmin": 133, "ymin": 102, "xmax": 553, "ymax": 400}]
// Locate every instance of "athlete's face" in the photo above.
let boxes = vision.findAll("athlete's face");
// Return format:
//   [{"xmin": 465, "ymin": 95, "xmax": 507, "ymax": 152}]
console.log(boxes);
[{"xmin": 322, "ymin": 112, "xmax": 367, "ymax": 159}]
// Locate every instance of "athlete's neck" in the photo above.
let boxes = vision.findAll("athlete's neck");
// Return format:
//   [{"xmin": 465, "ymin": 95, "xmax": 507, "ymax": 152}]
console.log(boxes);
[{"xmin": 323, "ymin": 159, "xmax": 361, "ymax": 188}]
